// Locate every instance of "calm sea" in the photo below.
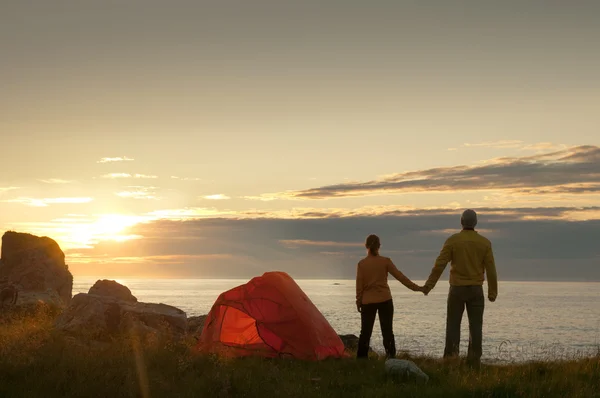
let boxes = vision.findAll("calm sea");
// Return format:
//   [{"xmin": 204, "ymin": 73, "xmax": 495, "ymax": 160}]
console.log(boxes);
[{"xmin": 73, "ymin": 278, "xmax": 600, "ymax": 362}]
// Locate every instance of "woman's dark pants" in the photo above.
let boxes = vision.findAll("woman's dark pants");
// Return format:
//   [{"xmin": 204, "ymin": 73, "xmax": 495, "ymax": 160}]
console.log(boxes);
[{"xmin": 357, "ymin": 299, "xmax": 395, "ymax": 358}]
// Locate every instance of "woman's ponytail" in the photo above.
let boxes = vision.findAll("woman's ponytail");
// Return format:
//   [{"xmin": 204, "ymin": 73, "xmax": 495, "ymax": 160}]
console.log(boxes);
[{"xmin": 365, "ymin": 234, "xmax": 381, "ymax": 256}]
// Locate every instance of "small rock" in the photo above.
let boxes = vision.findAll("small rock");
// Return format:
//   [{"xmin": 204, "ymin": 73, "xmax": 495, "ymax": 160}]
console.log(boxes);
[
  {"xmin": 338, "ymin": 334, "xmax": 360, "ymax": 350},
  {"xmin": 385, "ymin": 359, "xmax": 429, "ymax": 384},
  {"xmin": 338, "ymin": 334, "xmax": 376, "ymax": 354}
]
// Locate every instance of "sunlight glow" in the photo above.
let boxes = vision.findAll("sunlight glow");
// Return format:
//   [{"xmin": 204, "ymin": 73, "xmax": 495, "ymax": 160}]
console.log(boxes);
[
  {"xmin": 71, "ymin": 214, "xmax": 148, "ymax": 247},
  {"xmin": 11, "ymin": 214, "xmax": 151, "ymax": 250}
]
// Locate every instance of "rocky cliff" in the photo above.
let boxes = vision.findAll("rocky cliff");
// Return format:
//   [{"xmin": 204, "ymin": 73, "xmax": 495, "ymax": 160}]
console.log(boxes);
[{"xmin": 0, "ymin": 231, "xmax": 73, "ymax": 310}]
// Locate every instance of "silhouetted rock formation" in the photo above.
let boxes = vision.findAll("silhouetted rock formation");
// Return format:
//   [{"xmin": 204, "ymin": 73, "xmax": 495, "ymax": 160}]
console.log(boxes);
[
  {"xmin": 55, "ymin": 280, "xmax": 187, "ymax": 344},
  {"xmin": 0, "ymin": 231, "xmax": 73, "ymax": 311}
]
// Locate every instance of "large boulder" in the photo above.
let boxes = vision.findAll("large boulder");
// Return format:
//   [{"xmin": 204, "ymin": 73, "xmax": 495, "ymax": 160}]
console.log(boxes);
[
  {"xmin": 0, "ymin": 231, "xmax": 73, "ymax": 311},
  {"xmin": 89, "ymin": 279, "xmax": 137, "ymax": 302},
  {"xmin": 55, "ymin": 280, "xmax": 187, "ymax": 344}
]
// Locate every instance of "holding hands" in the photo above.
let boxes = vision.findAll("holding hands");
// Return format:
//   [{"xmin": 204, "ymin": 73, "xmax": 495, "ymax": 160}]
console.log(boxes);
[{"xmin": 414, "ymin": 285, "xmax": 431, "ymax": 296}]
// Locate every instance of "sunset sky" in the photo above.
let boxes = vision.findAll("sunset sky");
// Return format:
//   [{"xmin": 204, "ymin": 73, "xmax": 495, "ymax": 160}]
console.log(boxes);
[{"xmin": 1, "ymin": 1, "xmax": 599, "ymax": 280}]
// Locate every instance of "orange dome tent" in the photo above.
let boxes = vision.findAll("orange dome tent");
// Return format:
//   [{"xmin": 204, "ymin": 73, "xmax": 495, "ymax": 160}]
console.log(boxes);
[{"xmin": 197, "ymin": 271, "xmax": 346, "ymax": 360}]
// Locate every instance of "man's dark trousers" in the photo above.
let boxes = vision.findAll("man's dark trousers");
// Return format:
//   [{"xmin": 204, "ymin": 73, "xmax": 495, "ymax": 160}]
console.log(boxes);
[{"xmin": 444, "ymin": 285, "xmax": 485, "ymax": 365}]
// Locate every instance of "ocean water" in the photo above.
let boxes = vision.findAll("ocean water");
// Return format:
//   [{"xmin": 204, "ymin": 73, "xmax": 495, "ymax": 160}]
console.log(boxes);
[{"xmin": 73, "ymin": 278, "xmax": 600, "ymax": 362}]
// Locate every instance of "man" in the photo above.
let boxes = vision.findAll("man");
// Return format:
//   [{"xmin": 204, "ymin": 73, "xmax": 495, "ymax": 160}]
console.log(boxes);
[{"xmin": 423, "ymin": 209, "xmax": 498, "ymax": 368}]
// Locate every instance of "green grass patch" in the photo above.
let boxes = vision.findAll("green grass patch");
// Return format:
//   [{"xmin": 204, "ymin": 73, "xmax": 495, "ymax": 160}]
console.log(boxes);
[{"xmin": 1, "ymin": 311, "xmax": 599, "ymax": 398}]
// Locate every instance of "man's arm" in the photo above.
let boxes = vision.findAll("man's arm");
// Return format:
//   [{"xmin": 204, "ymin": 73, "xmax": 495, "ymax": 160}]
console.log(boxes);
[
  {"xmin": 356, "ymin": 263, "xmax": 364, "ymax": 311},
  {"xmin": 424, "ymin": 238, "xmax": 453, "ymax": 292},
  {"xmin": 387, "ymin": 259, "xmax": 421, "ymax": 291},
  {"xmin": 484, "ymin": 245, "xmax": 498, "ymax": 302}
]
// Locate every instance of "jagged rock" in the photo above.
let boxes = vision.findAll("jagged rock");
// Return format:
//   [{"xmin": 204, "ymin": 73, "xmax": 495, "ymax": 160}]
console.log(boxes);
[
  {"xmin": 55, "ymin": 280, "xmax": 187, "ymax": 343},
  {"xmin": 187, "ymin": 315, "xmax": 207, "ymax": 335},
  {"xmin": 385, "ymin": 359, "xmax": 429, "ymax": 384},
  {"xmin": 0, "ymin": 231, "xmax": 73, "ymax": 311},
  {"xmin": 89, "ymin": 280, "xmax": 137, "ymax": 302}
]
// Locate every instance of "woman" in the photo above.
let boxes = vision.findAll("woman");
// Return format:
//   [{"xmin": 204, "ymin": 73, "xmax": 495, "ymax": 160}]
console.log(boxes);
[{"xmin": 355, "ymin": 234, "xmax": 424, "ymax": 359}]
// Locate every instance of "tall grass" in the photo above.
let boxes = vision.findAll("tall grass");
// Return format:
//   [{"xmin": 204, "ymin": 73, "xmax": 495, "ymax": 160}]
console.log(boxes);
[{"xmin": 0, "ymin": 310, "xmax": 598, "ymax": 398}]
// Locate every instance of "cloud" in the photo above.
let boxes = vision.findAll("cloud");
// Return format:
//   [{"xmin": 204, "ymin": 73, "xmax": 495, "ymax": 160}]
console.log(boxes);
[
  {"xmin": 242, "ymin": 195, "xmax": 279, "ymax": 202},
  {"xmin": 279, "ymin": 239, "xmax": 363, "ymax": 248},
  {"xmin": 3, "ymin": 197, "xmax": 93, "ymax": 207},
  {"xmin": 202, "ymin": 194, "xmax": 230, "ymax": 200},
  {"xmin": 38, "ymin": 179, "xmax": 74, "ymax": 184},
  {"xmin": 460, "ymin": 141, "xmax": 567, "ymax": 152},
  {"xmin": 97, "ymin": 156, "xmax": 134, "ymax": 163},
  {"xmin": 100, "ymin": 173, "xmax": 158, "ymax": 179},
  {"xmin": 68, "ymin": 253, "xmax": 237, "ymax": 265},
  {"xmin": 171, "ymin": 176, "xmax": 202, "ymax": 181},
  {"xmin": 0, "ymin": 187, "xmax": 19, "ymax": 194},
  {"xmin": 463, "ymin": 140, "xmax": 524, "ymax": 149},
  {"xmin": 64, "ymin": 206, "xmax": 600, "ymax": 280},
  {"xmin": 256, "ymin": 145, "xmax": 600, "ymax": 200},
  {"xmin": 519, "ymin": 142, "xmax": 569, "ymax": 152},
  {"xmin": 138, "ymin": 203, "xmax": 600, "ymax": 223},
  {"xmin": 147, "ymin": 207, "xmax": 232, "ymax": 220},
  {"xmin": 115, "ymin": 186, "xmax": 159, "ymax": 200}
]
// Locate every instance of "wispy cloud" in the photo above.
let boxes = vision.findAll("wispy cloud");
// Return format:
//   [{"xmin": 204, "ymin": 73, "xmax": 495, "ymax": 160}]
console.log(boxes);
[
  {"xmin": 100, "ymin": 173, "xmax": 158, "ymax": 179},
  {"xmin": 0, "ymin": 187, "xmax": 19, "ymax": 194},
  {"xmin": 171, "ymin": 176, "xmax": 202, "ymax": 181},
  {"xmin": 115, "ymin": 186, "xmax": 159, "ymax": 200},
  {"xmin": 242, "ymin": 194, "xmax": 279, "ymax": 202},
  {"xmin": 138, "ymin": 203, "xmax": 600, "ymax": 224},
  {"xmin": 459, "ymin": 141, "xmax": 568, "ymax": 153},
  {"xmin": 38, "ymin": 178, "xmax": 74, "ymax": 184},
  {"xmin": 253, "ymin": 145, "xmax": 600, "ymax": 200},
  {"xmin": 68, "ymin": 253, "xmax": 238, "ymax": 266},
  {"xmin": 519, "ymin": 142, "xmax": 568, "ymax": 152},
  {"xmin": 146, "ymin": 207, "xmax": 232, "ymax": 220},
  {"xmin": 279, "ymin": 239, "xmax": 363, "ymax": 248},
  {"xmin": 3, "ymin": 197, "xmax": 93, "ymax": 207},
  {"xmin": 97, "ymin": 156, "xmax": 134, "ymax": 163},
  {"xmin": 202, "ymin": 194, "xmax": 230, "ymax": 200},
  {"xmin": 463, "ymin": 140, "xmax": 524, "ymax": 149}
]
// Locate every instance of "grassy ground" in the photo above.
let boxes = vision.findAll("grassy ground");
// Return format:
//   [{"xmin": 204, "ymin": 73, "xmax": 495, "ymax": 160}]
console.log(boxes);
[{"xmin": 1, "ymin": 310, "xmax": 599, "ymax": 398}]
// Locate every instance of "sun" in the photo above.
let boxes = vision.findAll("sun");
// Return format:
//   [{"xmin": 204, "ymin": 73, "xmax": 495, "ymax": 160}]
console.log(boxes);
[
  {"xmin": 64, "ymin": 214, "xmax": 149, "ymax": 249},
  {"xmin": 93, "ymin": 214, "xmax": 141, "ymax": 236}
]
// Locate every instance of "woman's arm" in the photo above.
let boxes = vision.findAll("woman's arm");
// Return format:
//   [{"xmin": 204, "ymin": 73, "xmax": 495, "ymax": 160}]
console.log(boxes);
[
  {"xmin": 355, "ymin": 262, "xmax": 364, "ymax": 312},
  {"xmin": 387, "ymin": 258, "xmax": 422, "ymax": 292}
]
